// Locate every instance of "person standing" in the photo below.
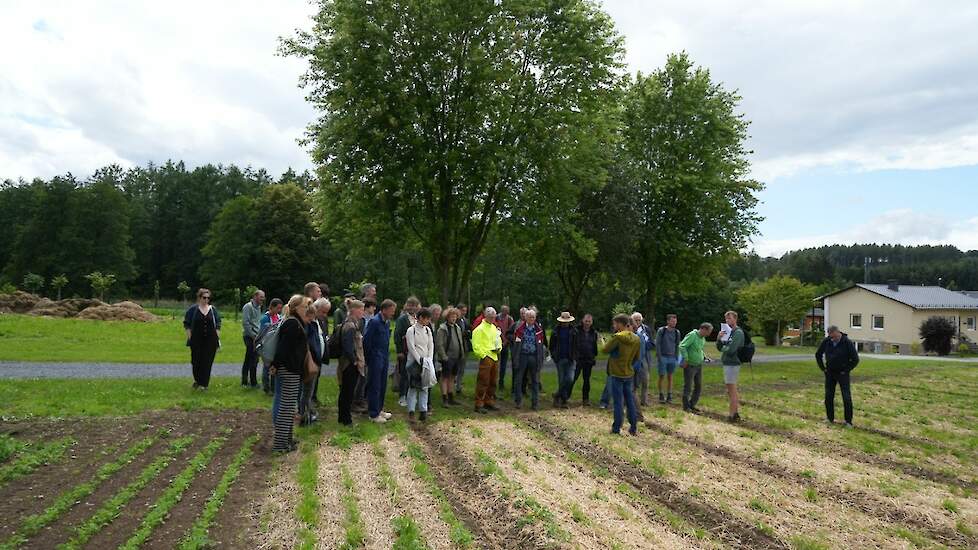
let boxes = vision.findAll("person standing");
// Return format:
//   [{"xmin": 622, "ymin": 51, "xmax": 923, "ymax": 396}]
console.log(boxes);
[
  {"xmin": 815, "ymin": 325, "xmax": 859, "ymax": 428},
  {"xmin": 334, "ymin": 291, "xmax": 355, "ymax": 331},
  {"xmin": 571, "ymin": 313, "xmax": 599, "ymax": 406},
  {"xmin": 394, "ymin": 297, "xmax": 421, "ymax": 406},
  {"xmin": 471, "ymin": 307, "xmax": 502, "ymax": 414},
  {"xmin": 361, "ymin": 283, "xmax": 377, "ymax": 302},
  {"xmin": 603, "ymin": 314, "xmax": 641, "ymax": 436},
  {"xmin": 679, "ymin": 322, "xmax": 712, "ymax": 413},
  {"xmin": 654, "ymin": 314, "xmax": 683, "ymax": 404},
  {"xmin": 494, "ymin": 305, "xmax": 515, "ymax": 393},
  {"xmin": 630, "ymin": 316, "xmax": 650, "ymax": 421},
  {"xmin": 363, "ymin": 299, "xmax": 396, "ymax": 424},
  {"xmin": 717, "ymin": 311, "xmax": 744, "ymax": 422},
  {"xmin": 299, "ymin": 283, "xmax": 323, "ymax": 424},
  {"xmin": 406, "ymin": 308, "xmax": 435, "ymax": 421},
  {"xmin": 630, "ymin": 313, "xmax": 654, "ymax": 405},
  {"xmin": 352, "ymin": 298, "xmax": 375, "ymax": 414},
  {"xmin": 337, "ymin": 300, "xmax": 366, "ymax": 426},
  {"xmin": 271, "ymin": 295, "xmax": 312, "ymax": 453},
  {"xmin": 241, "ymin": 290, "xmax": 264, "ymax": 388},
  {"xmin": 549, "ymin": 311, "xmax": 576, "ymax": 409},
  {"xmin": 435, "ymin": 307, "xmax": 465, "ymax": 406},
  {"xmin": 259, "ymin": 298, "xmax": 283, "ymax": 395},
  {"xmin": 314, "ymin": 298, "xmax": 332, "ymax": 406},
  {"xmin": 512, "ymin": 309, "xmax": 546, "ymax": 410},
  {"xmin": 299, "ymin": 298, "xmax": 329, "ymax": 425},
  {"xmin": 454, "ymin": 303, "xmax": 471, "ymax": 395},
  {"xmin": 184, "ymin": 288, "xmax": 221, "ymax": 391}
]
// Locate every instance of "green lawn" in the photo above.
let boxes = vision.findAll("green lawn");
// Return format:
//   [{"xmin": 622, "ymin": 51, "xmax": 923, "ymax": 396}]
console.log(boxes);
[{"xmin": 0, "ymin": 314, "xmax": 245, "ymax": 363}]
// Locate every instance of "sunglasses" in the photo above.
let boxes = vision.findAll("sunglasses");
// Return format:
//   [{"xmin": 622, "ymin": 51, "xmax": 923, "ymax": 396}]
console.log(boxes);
[{"xmin": 202, "ymin": 296, "xmax": 211, "ymax": 301}]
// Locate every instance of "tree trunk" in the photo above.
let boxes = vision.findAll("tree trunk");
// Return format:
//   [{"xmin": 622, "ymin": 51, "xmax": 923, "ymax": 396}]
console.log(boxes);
[{"xmin": 774, "ymin": 320, "xmax": 781, "ymax": 346}]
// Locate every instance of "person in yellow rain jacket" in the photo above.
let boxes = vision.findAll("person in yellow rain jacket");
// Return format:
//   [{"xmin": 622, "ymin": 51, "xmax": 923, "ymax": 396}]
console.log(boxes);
[
  {"xmin": 602, "ymin": 314, "xmax": 641, "ymax": 435},
  {"xmin": 471, "ymin": 307, "xmax": 503, "ymax": 414}
]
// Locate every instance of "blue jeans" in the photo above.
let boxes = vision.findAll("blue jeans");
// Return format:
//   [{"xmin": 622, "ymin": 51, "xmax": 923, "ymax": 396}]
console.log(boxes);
[
  {"xmin": 610, "ymin": 376, "xmax": 638, "ymax": 434},
  {"xmin": 366, "ymin": 357, "xmax": 389, "ymax": 419},
  {"xmin": 600, "ymin": 375, "xmax": 611, "ymax": 407},
  {"xmin": 556, "ymin": 358, "xmax": 574, "ymax": 402},
  {"xmin": 262, "ymin": 359, "xmax": 273, "ymax": 393}
]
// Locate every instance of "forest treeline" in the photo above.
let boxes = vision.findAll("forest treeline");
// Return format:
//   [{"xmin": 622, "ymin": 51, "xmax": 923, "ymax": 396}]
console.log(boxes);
[{"xmin": 3, "ymin": 162, "xmax": 975, "ymax": 331}]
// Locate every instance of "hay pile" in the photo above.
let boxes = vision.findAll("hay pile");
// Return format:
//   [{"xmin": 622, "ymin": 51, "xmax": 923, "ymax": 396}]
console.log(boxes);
[
  {"xmin": 0, "ymin": 292, "xmax": 158, "ymax": 322},
  {"xmin": 78, "ymin": 302, "xmax": 157, "ymax": 322},
  {"xmin": 0, "ymin": 291, "xmax": 40, "ymax": 313}
]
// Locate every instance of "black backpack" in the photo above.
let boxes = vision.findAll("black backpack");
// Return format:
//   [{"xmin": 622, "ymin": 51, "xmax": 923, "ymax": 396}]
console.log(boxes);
[
  {"xmin": 327, "ymin": 321, "xmax": 346, "ymax": 359},
  {"xmin": 737, "ymin": 329, "xmax": 756, "ymax": 363}
]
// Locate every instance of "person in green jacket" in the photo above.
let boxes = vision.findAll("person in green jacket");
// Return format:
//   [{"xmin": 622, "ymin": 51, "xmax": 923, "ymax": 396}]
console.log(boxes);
[
  {"xmin": 679, "ymin": 322, "xmax": 712, "ymax": 413},
  {"xmin": 602, "ymin": 314, "xmax": 641, "ymax": 435},
  {"xmin": 717, "ymin": 311, "xmax": 744, "ymax": 422}
]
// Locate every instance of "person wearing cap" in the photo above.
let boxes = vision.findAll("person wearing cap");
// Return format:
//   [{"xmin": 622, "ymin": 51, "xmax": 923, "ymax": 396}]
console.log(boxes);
[
  {"xmin": 471, "ymin": 307, "xmax": 503, "ymax": 414},
  {"xmin": 548, "ymin": 311, "xmax": 577, "ymax": 409}
]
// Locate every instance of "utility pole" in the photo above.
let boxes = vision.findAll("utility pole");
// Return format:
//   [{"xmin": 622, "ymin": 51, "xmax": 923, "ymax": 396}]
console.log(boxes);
[{"xmin": 864, "ymin": 257, "xmax": 871, "ymax": 284}]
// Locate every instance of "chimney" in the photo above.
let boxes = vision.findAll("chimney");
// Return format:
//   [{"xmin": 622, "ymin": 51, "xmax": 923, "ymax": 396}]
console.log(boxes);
[{"xmin": 887, "ymin": 280, "xmax": 899, "ymax": 292}]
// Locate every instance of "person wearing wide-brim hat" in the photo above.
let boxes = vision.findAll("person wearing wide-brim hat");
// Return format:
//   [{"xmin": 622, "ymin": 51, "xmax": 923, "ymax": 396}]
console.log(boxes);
[{"xmin": 548, "ymin": 311, "xmax": 577, "ymax": 408}]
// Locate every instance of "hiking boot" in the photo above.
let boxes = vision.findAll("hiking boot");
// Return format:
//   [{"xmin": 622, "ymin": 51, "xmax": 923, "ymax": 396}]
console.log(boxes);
[
  {"xmin": 448, "ymin": 394, "xmax": 458, "ymax": 405},
  {"xmin": 553, "ymin": 395, "xmax": 561, "ymax": 408},
  {"xmin": 728, "ymin": 413, "xmax": 741, "ymax": 423},
  {"xmin": 666, "ymin": 393, "xmax": 672, "ymax": 403},
  {"xmin": 531, "ymin": 403, "xmax": 539, "ymax": 411},
  {"xmin": 408, "ymin": 411, "xmax": 416, "ymax": 422},
  {"xmin": 690, "ymin": 407, "xmax": 702, "ymax": 415},
  {"xmin": 658, "ymin": 393, "xmax": 666, "ymax": 404},
  {"xmin": 582, "ymin": 400, "xmax": 591, "ymax": 407},
  {"xmin": 420, "ymin": 411, "xmax": 428, "ymax": 422},
  {"xmin": 628, "ymin": 430, "xmax": 638, "ymax": 436}
]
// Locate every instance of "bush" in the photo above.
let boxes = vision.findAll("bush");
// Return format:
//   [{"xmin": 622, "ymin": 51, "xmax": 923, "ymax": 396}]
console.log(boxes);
[
  {"xmin": 910, "ymin": 342, "xmax": 922, "ymax": 355},
  {"xmin": 919, "ymin": 316, "xmax": 955, "ymax": 356},
  {"xmin": 958, "ymin": 343, "xmax": 970, "ymax": 354}
]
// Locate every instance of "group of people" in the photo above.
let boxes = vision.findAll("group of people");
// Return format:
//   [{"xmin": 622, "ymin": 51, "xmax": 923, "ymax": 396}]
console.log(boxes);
[{"xmin": 182, "ymin": 282, "xmax": 857, "ymax": 454}]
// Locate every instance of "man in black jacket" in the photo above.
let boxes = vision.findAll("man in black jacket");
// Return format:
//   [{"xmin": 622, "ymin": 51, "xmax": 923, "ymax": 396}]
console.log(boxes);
[{"xmin": 815, "ymin": 325, "xmax": 859, "ymax": 427}]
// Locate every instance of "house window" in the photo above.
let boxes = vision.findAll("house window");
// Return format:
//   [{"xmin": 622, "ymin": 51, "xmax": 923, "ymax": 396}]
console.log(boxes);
[
  {"xmin": 872, "ymin": 314, "xmax": 884, "ymax": 330},
  {"xmin": 967, "ymin": 316, "xmax": 976, "ymax": 331},
  {"xmin": 850, "ymin": 314, "xmax": 862, "ymax": 329}
]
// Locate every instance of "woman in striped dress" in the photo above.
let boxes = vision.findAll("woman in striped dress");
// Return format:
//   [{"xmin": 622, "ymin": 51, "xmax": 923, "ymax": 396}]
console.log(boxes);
[{"xmin": 271, "ymin": 295, "xmax": 313, "ymax": 453}]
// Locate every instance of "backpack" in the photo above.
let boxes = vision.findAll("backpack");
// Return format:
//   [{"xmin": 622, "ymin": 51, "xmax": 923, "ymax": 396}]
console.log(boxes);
[
  {"xmin": 327, "ymin": 321, "xmax": 346, "ymax": 359},
  {"xmin": 256, "ymin": 318, "xmax": 286, "ymax": 365},
  {"xmin": 737, "ymin": 329, "xmax": 756, "ymax": 363}
]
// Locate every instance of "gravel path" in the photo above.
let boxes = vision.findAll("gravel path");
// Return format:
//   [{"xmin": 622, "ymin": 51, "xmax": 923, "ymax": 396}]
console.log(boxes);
[{"xmin": 0, "ymin": 353, "xmax": 970, "ymax": 379}]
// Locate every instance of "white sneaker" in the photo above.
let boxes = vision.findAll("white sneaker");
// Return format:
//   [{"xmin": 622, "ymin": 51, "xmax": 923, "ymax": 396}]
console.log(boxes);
[
  {"xmin": 381, "ymin": 411, "xmax": 393, "ymax": 419},
  {"xmin": 398, "ymin": 397, "xmax": 407, "ymax": 407},
  {"xmin": 372, "ymin": 415, "xmax": 388, "ymax": 424}
]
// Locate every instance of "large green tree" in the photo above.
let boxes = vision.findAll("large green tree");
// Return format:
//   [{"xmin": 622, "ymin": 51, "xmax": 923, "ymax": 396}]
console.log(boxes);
[
  {"xmin": 620, "ymin": 52, "xmax": 763, "ymax": 323},
  {"xmin": 200, "ymin": 184, "xmax": 324, "ymax": 301},
  {"xmin": 736, "ymin": 274, "xmax": 815, "ymax": 345},
  {"xmin": 283, "ymin": 0, "xmax": 624, "ymax": 303}
]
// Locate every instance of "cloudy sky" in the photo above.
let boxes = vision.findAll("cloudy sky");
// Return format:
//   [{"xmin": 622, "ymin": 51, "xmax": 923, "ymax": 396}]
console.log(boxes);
[{"xmin": 3, "ymin": 1, "xmax": 978, "ymax": 256}]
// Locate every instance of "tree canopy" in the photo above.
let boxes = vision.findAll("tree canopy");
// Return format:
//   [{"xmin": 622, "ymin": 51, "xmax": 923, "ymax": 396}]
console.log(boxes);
[{"xmin": 282, "ymin": 0, "xmax": 625, "ymax": 304}]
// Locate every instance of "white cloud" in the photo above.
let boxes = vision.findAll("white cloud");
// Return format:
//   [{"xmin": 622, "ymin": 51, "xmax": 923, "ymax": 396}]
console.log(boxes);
[
  {"xmin": 0, "ymin": 0, "xmax": 318, "ymax": 181},
  {"xmin": 3, "ymin": 1, "xmax": 978, "ymax": 183},
  {"xmin": 602, "ymin": 0, "xmax": 978, "ymax": 182},
  {"xmin": 752, "ymin": 209, "xmax": 978, "ymax": 257}
]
